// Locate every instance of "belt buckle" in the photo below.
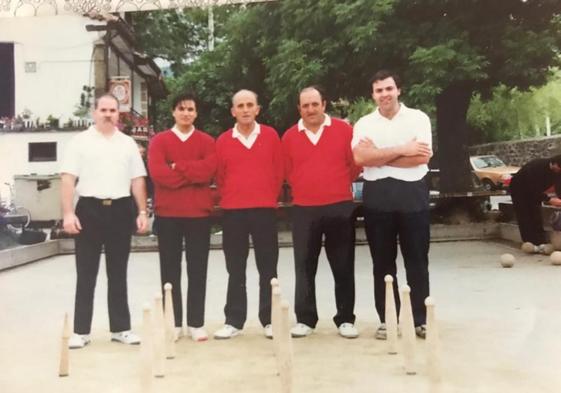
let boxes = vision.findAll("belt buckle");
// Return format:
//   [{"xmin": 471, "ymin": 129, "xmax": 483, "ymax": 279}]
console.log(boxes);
[{"xmin": 102, "ymin": 199, "xmax": 112, "ymax": 206}]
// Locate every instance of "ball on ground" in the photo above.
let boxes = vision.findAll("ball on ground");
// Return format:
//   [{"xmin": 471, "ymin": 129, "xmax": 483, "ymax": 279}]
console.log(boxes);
[
  {"xmin": 550, "ymin": 251, "xmax": 561, "ymax": 265},
  {"xmin": 500, "ymin": 253, "xmax": 515, "ymax": 268},
  {"xmin": 521, "ymin": 242, "xmax": 535, "ymax": 254}
]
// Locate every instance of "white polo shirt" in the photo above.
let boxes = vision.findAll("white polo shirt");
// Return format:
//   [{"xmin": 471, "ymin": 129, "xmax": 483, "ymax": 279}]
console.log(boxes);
[
  {"xmin": 60, "ymin": 126, "xmax": 147, "ymax": 199},
  {"xmin": 232, "ymin": 122, "xmax": 260, "ymax": 149},
  {"xmin": 297, "ymin": 114, "xmax": 332, "ymax": 145},
  {"xmin": 352, "ymin": 104, "xmax": 432, "ymax": 182}
]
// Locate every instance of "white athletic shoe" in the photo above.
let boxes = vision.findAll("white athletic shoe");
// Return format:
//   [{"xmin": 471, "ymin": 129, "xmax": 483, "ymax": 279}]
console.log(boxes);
[
  {"xmin": 538, "ymin": 244, "xmax": 555, "ymax": 255},
  {"xmin": 375, "ymin": 323, "xmax": 387, "ymax": 340},
  {"xmin": 214, "ymin": 324, "xmax": 240, "ymax": 340},
  {"xmin": 338, "ymin": 322, "xmax": 359, "ymax": 339},
  {"xmin": 111, "ymin": 331, "xmax": 141, "ymax": 345},
  {"xmin": 68, "ymin": 334, "xmax": 90, "ymax": 349},
  {"xmin": 290, "ymin": 323, "xmax": 314, "ymax": 338},
  {"xmin": 188, "ymin": 326, "xmax": 209, "ymax": 342},
  {"xmin": 174, "ymin": 327, "xmax": 184, "ymax": 342},
  {"xmin": 264, "ymin": 324, "xmax": 273, "ymax": 339}
]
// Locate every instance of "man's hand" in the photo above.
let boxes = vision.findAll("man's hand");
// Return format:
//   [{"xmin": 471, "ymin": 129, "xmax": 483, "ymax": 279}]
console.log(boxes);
[
  {"xmin": 63, "ymin": 212, "xmax": 82, "ymax": 234},
  {"xmin": 136, "ymin": 213, "xmax": 148, "ymax": 234},
  {"xmin": 170, "ymin": 162, "xmax": 176, "ymax": 170},
  {"xmin": 549, "ymin": 197, "xmax": 561, "ymax": 207},
  {"xmin": 400, "ymin": 137, "xmax": 432, "ymax": 157},
  {"xmin": 358, "ymin": 137, "xmax": 376, "ymax": 149}
]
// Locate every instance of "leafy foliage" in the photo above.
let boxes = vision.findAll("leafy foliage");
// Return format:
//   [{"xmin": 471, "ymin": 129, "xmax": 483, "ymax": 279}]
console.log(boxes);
[{"xmin": 132, "ymin": 1, "xmax": 561, "ymax": 190}]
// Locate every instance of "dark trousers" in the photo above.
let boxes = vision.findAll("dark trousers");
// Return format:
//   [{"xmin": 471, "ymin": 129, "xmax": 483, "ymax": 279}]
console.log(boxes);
[
  {"xmin": 510, "ymin": 182, "xmax": 546, "ymax": 245},
  {"xmin": 73, "ymin": 197, "xmax": 134, "ymax": 334},
  {"xmin": 222, "ymin": 208, "xmax": 278, "ymax": 328},
  {"xmin": 291, "ymin": 201, "xmax": 356, "ymax": 328},
  {"xmin": 156, "ymin": 216, "xmax": 210, "ymax": 328},
  {"xmin": 363, "ymin": 179, "xmax": 430, "ymax": 327}
]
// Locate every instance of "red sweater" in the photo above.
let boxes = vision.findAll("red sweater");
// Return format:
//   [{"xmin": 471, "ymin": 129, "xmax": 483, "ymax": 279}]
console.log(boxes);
[
  {"xmin": 216, "ymin": 125, "xmax": 283, "ymax": 209},
  {"xmin": 282, "ymin": 118, "xmax": 361, "ymax": 206},
  {"xmin": 148, "ymin": 129, "xmax": 216, "ymax": 217}
]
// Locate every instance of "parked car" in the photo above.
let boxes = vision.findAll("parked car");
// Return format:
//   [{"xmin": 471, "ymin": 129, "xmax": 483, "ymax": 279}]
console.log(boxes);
[{"xmin": 469, "ymin": 155, "xmax": 520, "ymax": 191}]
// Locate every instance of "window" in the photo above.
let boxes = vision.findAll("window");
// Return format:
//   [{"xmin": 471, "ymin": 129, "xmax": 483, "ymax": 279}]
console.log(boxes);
[
  {"xmin": 0, "ymin": 43, "xmax": 15, "ymax": 118},
  {"xmin": 29, "ymin": 142, "xmax": 57, "ymax": 162}
]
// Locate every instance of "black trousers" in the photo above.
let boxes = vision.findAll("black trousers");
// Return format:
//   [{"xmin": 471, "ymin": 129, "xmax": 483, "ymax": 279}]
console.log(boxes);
[
  {"xmin": 510, "ymin": 180, "xmax": 546, "ymax": 245},
  {"xmin": 156, "ymin": 216, "xmax": 210, "ymax": 328},
  {"xmin": 291, "ymin": 201, "xmax": 356, "ymax": 328},
  {"xmin": 222, "ymin": 208, "xmax": 278, "ymax": 329},
  {"xmin": 74, "ymin": 197, "xmax": 134, "ymax": 334},
  {"xmin": 363, "ymin": 179, "xmax": 430, "ymax": 327}
]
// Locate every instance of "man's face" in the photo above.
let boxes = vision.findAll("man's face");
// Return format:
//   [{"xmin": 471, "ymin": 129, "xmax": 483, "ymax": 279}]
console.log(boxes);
[
  {"xmin": 298, "ymin": 89, "xmax": 326, "ymax": 128},
  {"xmin": 172, "ymin": 100, "xmax": 197, "ymax": 129},
  {"xmin": 231, "ymin": 92, "xmax": 260, "ymax": 127},
  {"xmin": 372, "ymin": 77, "xmax": 401, "ymax": 113},
  {"xmin": 552, "ymin": 163, "xmax": 561, "ymax": 173},
  {"xmin": 93, "ymin": 96, "xmax": 119, "ymax": 129}
]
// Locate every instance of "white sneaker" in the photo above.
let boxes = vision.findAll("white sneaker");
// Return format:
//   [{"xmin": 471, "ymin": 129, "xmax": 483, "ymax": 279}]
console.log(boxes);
[
  {"xmin": 375, "ymin": 323, "xmax": 387, "ymax": 340},
  {"xmin": 264, "ymin": 324, "xmax": 273, "ymax": 339},
  {"xmin": 538, "ymin": 244, "xmax": 555, "ymax": 255},
  {"xmin": 188, "ymin": 326, "xmax": 209, "ymax": 342},
  {"xmin": 338, "ymin": 322, "xmax": 359, "ymax": 339},
  {"xmin": 68, "ymin": 334, "xmax": 90, "ymax": 349},
  {"xmin": 174, "ymin": 327, "xmax": 184, "ymax": 342},
  {"xmin": 290, "ymin": 323, "xmax": 314, "ymax": 338},
  {"xmin": 214, "ymin": 324, "xmax": 240, "ymax": 340},
  {"xmin": 111, "ymin": 331, "xmax": 141, "ymax": 345}
]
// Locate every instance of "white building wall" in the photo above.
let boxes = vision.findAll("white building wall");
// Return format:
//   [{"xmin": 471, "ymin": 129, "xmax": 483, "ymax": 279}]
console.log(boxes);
[
  {"xmin": 0, "ymin": 131, "xmax": 80, "ymax": 201},
  {"xmin": 0, "ymin": 15, "xmax": 103, "ymax": 123}
]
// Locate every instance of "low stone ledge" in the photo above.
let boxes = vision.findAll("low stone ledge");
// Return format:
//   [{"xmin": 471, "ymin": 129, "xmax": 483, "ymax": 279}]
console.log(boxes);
[{"xmin": 0, "ymin": 240, "xmax": 59, "ymax": 271}]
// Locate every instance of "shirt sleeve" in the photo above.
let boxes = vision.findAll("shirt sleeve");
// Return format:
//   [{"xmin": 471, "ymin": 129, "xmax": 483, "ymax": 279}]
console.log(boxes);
[
  {"xmin": 351, "ymin": 118, "xmax": 366, "ymax": 149},
  {"xmin": 59, "ymin": 135, "xmax": 80, "ymax": 176},
  {"xmin": 416, "ymin": 111, "xmax": 432, "ymax": 149},
  {"xmin": 129, "ymin": 140, "xmax": 147, "ymax": 179}
]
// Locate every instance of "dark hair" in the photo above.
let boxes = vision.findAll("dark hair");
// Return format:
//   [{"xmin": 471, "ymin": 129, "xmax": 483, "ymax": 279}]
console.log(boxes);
[
  {"xmin": 551, "ymin": 155, "xmax": 561, "ymax": 167},
  {"xmin": 94, "ymin": 93, "xmax": 119, "ymax": 109},
  {"xmin": 299, "ymin": 85, "xmax": 327, "ymax": 104},
  {"xmin": 369, "ymin": 70, "xmax": 402, "ymax": 89},
  {"xmin": 171, "ymin": 92, "xmax": 198, "ymax": 110}
]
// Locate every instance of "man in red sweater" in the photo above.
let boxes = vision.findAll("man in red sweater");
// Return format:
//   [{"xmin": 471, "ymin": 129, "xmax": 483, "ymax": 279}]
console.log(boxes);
[
  {"xmin": 148, "ymin": 93, "xmax": 216, "ymax": 342},
  {"xmin": 282, "ymin": 86, "xmax": 361, "ymax": 339},
  {"xmin": 214, "ymin": 89, "xmax": 283, "ymax": 339}
]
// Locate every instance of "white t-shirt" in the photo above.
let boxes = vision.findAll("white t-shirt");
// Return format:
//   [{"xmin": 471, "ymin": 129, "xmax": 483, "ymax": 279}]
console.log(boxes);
[
  {"xmin": 352, "ymin": 104, "xmax": 431, "ymax": 182},
  {"xmin": 60, "ymin": 126, "xmax": 147, "ymax": 199}
]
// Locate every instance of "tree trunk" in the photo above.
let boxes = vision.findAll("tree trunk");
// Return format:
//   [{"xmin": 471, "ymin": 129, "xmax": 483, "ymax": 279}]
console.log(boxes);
[{"xmin": 436, "ymin": 83, "xmax": 474, "ymax": 193}]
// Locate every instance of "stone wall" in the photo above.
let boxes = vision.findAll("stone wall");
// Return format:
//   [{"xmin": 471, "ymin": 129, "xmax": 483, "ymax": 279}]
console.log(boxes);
[{"xmin": 469, "ymin": 135, "xmax": 561, "ymax": 166}]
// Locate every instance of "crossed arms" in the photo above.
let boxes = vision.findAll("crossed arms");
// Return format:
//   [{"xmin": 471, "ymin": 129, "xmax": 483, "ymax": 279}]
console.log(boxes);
[{"xmin": 352, "ymin": 137, "xmax": 432, "ymax": 168}]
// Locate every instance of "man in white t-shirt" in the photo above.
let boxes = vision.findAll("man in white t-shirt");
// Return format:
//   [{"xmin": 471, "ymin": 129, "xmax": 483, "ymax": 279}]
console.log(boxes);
[
  {"xmin": 352, "ymin": 70, "xmax": 432, "ymax": 340},
  {"xmin": 60, "ymin": 94, "xmax": 148, "ymax": 349}
]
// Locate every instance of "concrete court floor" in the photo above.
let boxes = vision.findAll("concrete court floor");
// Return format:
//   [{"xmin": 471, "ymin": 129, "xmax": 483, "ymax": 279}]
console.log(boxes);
[{"xmin": 1, "ymin": 240, "xmax": 561, "ymax": 393}]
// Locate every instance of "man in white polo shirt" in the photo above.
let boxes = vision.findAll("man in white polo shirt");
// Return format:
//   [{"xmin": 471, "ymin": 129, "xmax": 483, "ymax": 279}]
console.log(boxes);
[
  {"xmin": 352, "ymin": 70, "xmax": 432, "ymax": 340},
  {"xmin": 61, "ymin": 94, "xmax": 148, "ymax": 349}
]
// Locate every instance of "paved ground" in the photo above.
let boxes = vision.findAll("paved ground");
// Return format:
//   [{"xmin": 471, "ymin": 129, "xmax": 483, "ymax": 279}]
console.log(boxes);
[{"xmin": 1, "ymin": 240, "xmax": 560, "ymax": 393}]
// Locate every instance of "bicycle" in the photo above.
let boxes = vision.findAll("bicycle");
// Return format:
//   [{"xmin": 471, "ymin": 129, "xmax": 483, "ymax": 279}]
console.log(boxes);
[{"xmin": 0, "ymin": 182, "xmax": 31, "ymax": 232}]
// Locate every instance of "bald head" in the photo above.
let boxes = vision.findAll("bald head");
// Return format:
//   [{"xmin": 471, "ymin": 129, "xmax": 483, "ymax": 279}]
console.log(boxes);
[{"xmin": 232, "ymin": 89, "xmax": 258, "ymax": 106}]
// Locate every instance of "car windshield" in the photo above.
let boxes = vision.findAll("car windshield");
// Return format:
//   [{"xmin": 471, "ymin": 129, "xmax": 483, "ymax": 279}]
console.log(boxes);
[{"xmin": 472, "ymin": 156, "xmax": 506, "ymax": 169}]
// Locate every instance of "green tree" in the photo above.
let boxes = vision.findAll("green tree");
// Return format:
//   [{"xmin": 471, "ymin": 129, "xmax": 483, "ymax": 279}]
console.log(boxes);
[
  {"xmin": 134, "ymin": 1, "xmax": 561, "ymax": 192},
  {"xmin": 468, "ymin": 71, "xmax": 561, "ymax": 142}
]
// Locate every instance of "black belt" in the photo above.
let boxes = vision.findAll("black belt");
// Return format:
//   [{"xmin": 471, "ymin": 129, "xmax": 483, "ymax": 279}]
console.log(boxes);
[{"xmin": 79, "ymin": 196, "xmax": 130, "ymax": 206}]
